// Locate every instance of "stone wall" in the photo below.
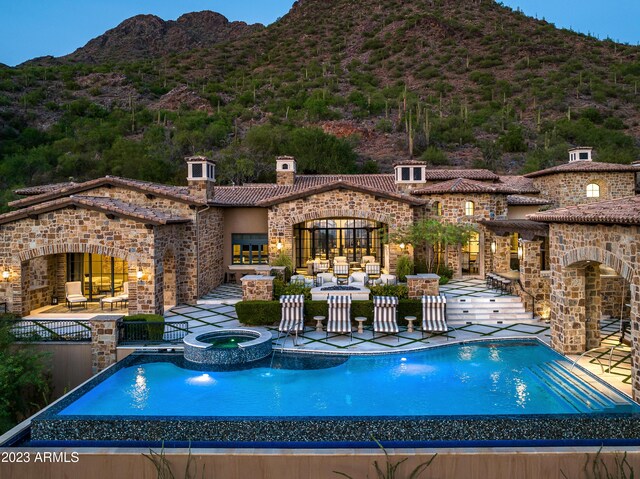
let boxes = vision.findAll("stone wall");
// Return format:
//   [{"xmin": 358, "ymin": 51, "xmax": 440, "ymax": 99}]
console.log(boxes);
[
  {"xmin": 532, "ymin": 172, "xmax": 636, "ymax": 208},
  {"xmin": 79, "ymin": 186, "xmax": 196, "ymax": 217},
  {"xmin": 601, "ymin": 275, "xmax": 626, "ymax": 319},
  {"xmin": 267, "ymin": 189, "xmax": 415, "ymax": 274},
  {"xmin": 241, "ymin": 275, "xmax": 274, "ymax": 301},
  {"xmin": 547, "ymin": 222, "xmax": 640, "ymax": 400},
  {"xmin": 0, "ymin": 208, "xmax": 158, "ymax": 315},
  {"xmin": 90, "ymin": 316, "xmax": 121, "ymax": 374},
  {"xmin": 197, "ymin": 207, "xmax": 225, "ymax": 296},
  {"xmin": 406, "ymin": 274, "xmax": 440, "ymax": 299},
  {"xmin": 517, "ymin": 240, "xmax": 551, "ymax": 317}
]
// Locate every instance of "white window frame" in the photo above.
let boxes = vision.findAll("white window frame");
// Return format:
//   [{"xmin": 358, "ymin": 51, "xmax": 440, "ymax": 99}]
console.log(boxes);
[
  {"xmin": 586, "ymin": 183, "xmax": 600, "ymax": 198},
  {"xmin": 464, "ymin": 200, "xmax": 475, "ymax": 216}
]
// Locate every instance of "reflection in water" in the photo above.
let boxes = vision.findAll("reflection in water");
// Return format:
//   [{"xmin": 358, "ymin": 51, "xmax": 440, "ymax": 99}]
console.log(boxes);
[
  {"xmin": 129, "ymin": 367, "xmax": 149, "ymax": 410},
  {"xmin": 514, "ymin": 378, "xmax": 528, "ymax": 407},
  {"xmin": 186, "ymin": 373, "xmax": 216, "ymax": 386}
]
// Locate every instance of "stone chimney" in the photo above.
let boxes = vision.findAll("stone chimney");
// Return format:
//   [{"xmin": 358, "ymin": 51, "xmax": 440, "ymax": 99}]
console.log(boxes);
[
  {"xmin": 185, "ymin": 156, "xmax": 216, "ymax": 202},
  {"xmin": 568, "ymin": 147, "xmax": 593, "ymax": 163},
  {"xmin": 276, "ymin": 156, "xmax": 296, "ymax": 186}
]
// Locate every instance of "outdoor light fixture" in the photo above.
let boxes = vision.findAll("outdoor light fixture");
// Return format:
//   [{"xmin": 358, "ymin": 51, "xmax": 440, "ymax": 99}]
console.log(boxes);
[
  {"xmin": 276, "ymin": 242, "xmax": 283, "ymax": 250},
  {"xmin": 2, "ymin": 270, "xmax": 9, "ymax": 281},
  {"xmin": 136, "ymin": 268, "xmax": 144, "ymax": 280},
  {"xmin": 399, "ymin": 242, "xmax": 405, "ymax": 250},
  {"xmin": 490, "ymin": 241, "xmax": 496, "ymax": 254},
  {"xmin": 517, "ymin": 239, "xmax": 523, "ymax": 260}
]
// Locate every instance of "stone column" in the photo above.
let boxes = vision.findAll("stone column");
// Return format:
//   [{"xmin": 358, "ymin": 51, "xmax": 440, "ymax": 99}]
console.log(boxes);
[
  {"xmin": 584, "ymin": 263, "xmax": 601, "ymax": 350},
  {"xmin": 241, "ymin": 275, "xmax": 275, "ymax": 301},
  {"xmin": 491, "ymin": 235, "xmax": 511, "ymax": 273},
  {"xmin": 550, "ymin": 266, "xmax": 586, "ymax": 354},
  {"xmin": 630, "ymin": 284, "xmax": 639, "ymax": 402},
  {"xmin": 90, "ymin": 316, "xmax": 122, "ymax": 374},
  {"xmin": 406, "ymin": 274, "xmax": 440, "ymax": 299}
]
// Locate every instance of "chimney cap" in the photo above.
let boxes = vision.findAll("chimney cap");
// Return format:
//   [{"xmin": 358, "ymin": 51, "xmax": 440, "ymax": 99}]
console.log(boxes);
[{"xmin": 185, "ymin": 155, "xmax": 216, "ymax": 163}]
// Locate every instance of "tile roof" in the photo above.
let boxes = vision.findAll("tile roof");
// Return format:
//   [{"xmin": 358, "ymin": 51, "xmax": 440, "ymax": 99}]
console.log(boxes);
[
  {"xmin": 0, "ymin": 196, "xmax": 192, "ymax": 226},
  {"xmin": 524, "ymin": 161, "xmax": 640, "ymax": 178},
  {"xmin": 9, "ymin": 176, "xmax": 202, "ymax": 209},
  {"xmin": 498, "ymin": 176, "xmax": 539, "ymax": 194},
  {"xmin": 392, "ymin": 159, "xmax": 427, "ymax": 167},
  {"xmin": 424, "ymin": 169, "xmax": 500, "ymax": 181},
  {"xmin": 507, "ymin": 195, "xmax": 553, "ymax": 206},
  {"xmin": 528, "ymin": 196, "xmax": 640, "ymax": 225},
  {"xmin": 14, "ymin": 182, "xmax": 78, "ymax": 196},
  {"xmin": 478, "ymin": 219, "xmax": 549, "ymax": 239},
  {"xmin": 412, "ymin": 178, "xmax": 520, "ymax": 195},
  {"xmin": 294, "ymin": 174, "xmax": 398, "ymax": 191}
]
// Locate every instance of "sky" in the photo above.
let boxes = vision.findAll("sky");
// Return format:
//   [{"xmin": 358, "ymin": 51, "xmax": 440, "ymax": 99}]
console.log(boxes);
[{"xmin": 0, "ymin": 0, "xmax": 638, "ymax": 67}]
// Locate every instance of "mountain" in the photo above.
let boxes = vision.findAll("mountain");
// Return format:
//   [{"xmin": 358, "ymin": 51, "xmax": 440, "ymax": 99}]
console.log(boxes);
[
  {"xmin": 55, "ymin": 11, "xmax": 263, "ymax": 64},
  {"xmin": 0, "ymin": 0, "xmax": 639, "ymax": 203}
]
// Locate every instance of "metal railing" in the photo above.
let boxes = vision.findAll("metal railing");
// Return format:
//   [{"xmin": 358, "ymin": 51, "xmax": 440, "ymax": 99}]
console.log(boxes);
[
  {"xmin": 1, "ymin": 319, "xmax": 91, "ymax": 342},
  {"xmin": 117, "ymin": 320, "xmax": 189, "ymax": 344}
]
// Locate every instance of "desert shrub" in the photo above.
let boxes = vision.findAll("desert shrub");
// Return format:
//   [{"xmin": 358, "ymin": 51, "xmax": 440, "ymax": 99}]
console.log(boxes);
[{"xmin": 420, "ymin": 146, "xmax": 449, "ymax": 165}]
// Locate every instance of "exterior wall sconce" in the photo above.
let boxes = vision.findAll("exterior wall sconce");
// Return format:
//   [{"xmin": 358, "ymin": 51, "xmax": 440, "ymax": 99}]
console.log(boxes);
[
  {"xmin": 399, "ymin": 243, "xmax": 405, "ymax": 250},
  {"xmin": 136, "ymin": 268, "xmax": 144, "ymax": 281},
  {"xmin": 517, "ymin": 239, "xmax": 523, "ymax": 260},
  {"xmin": 2, "ymin": 270, "xmax": 9, "ymax": 281},
  {"xmin": 276, "ymin": 242, "xmax": 283, "ymax": 251},
  {"xmin": 490, "ymin": 241, "xmax": 496, "ymax": 254}
]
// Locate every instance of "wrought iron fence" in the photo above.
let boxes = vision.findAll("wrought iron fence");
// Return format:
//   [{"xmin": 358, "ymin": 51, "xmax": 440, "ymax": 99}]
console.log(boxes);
[
  {"xmin": 1, "ymin": 319, "xmax": 91, "ymax": 342},
  {"xmin": 117, "ymin": 320, "xmax": 189, "ymax": 344}
]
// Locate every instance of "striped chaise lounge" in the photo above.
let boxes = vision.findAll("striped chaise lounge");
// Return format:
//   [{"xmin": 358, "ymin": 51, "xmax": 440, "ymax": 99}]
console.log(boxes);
[
  {"xmin": 327, "ymin": 295, "xmax": 352, "ymax": 341},
  {"xmin": 278, "ymin": 294, "xmax": 305, "ymax": 346},
  {"xmin": 421, "ymin": 294, "xmax": 448, "ymax": 339},
  {"xmin": 373, "ymin": 295, "xmax": 399, "ymax": 340}
]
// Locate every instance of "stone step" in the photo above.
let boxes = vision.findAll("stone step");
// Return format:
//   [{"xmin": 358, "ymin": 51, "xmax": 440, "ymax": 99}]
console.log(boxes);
[
  {"xmin": 197, "ymin": 298, "xmax": 242, "ymax": 305},
  {"xmin": 447, "ymin": 312, "xmax": 534, "ymax": 321},
  {"xmin": 445, "ymin": 296, "xmax": 522, "ymax": 304}
]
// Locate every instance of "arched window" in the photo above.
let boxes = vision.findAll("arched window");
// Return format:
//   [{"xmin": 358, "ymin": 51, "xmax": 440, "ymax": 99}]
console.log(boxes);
[
  {"xmin": 464, "ymin": 200, "xmax": 475, "ymax": 216},
  {"xmin": 281, "ymin": 163, "xmax": 289, "ymax": 170},
  {"xmin": 586, "ymin": 183, "xmax": 600, "ymax": 198},
  {"xmin": 433, "ymin": 201, "xmax": 443, "ymax": 216}
]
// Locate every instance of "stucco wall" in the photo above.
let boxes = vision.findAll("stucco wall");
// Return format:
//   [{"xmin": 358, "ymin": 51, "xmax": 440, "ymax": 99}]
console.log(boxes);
[
  {"xmin": 507, "ymin": 205, "xmax": 542, "ymax": 220},
  {"xmin": 222, "ymin": 208, "xmax": 269, "ymax": 267}
]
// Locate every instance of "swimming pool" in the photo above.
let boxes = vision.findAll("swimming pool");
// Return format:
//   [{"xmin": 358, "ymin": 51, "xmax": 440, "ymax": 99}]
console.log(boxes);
[{"xmin": 30, "ymin": 339, "xmax": 640, "ymax": 446}]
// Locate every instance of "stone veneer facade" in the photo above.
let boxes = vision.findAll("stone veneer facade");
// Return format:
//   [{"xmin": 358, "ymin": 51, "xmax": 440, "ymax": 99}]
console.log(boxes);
[
  {"xmin": 267, "ymin": 189, "xmax": 415, "ymax": 275},
  {"xmin": 241, "ymin": 275, "xmax": 275, "ymax": 301},
  {"xmin": 547, "ymin": 223, "xmax": 640, "ymax": 400},
  {"xmin": 532, "ymin": 172, "xmax": 636, "ymax": 208},
  {"xmin": 406, "ymin": 275, "xmax": 440, "ymax": 299},
  {"xmin": 90, "ymin": 316, "xmax": 121, "ymax": 373}
]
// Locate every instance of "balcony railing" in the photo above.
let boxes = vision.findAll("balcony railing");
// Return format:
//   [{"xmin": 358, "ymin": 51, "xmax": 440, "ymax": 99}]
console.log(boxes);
[
  {"xmin": 1, "ymin": 319, "xmax": 91, "ymax": 342},
  {"xmin": 117, "ymin": 320, "xmax": 189, "ymax": 345}
]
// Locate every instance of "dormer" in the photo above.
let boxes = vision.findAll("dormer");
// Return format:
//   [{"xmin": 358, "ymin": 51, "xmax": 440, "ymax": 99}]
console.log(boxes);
[
  {"xmin": 276, "ymin": 156, "xmax": 296, "ymax": 186},
  {"xmin": 185, "ymin": 155, "xmax": 215, "ymax": 202},
  {"xmin": 394, "ymin": 160, "xmax": 427, "ymax": 191},
  {"xmin": 568, "ymin": 147, "xmax": 593, "ymax": 163}
]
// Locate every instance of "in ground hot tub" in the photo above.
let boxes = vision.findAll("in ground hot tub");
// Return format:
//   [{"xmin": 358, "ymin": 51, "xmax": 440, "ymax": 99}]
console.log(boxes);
[{"xmin": 183, "ymin": 328, "xmax": 272, "ymax": 366}]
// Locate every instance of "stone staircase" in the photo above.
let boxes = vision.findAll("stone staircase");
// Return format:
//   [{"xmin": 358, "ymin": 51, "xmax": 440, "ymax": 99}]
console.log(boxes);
[{"xmin": 445, "ymin": 294, "xmax": 533, "ymax": 323}]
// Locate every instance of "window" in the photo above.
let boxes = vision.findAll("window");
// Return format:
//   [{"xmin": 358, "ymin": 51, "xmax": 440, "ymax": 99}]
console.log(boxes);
[
  {"xmin": 413, "ymin": 167, "xmax": 422, "ymax": 181},
  {"xmin": 232, "ymin": 234, "xmax": 268, "ymax": 265},
  {"xmin": 586, "ymin": 183, "xmax": 600, "ymax": 198},
  {"xmin": 579, "ymin": 152, "xmax": 589, "ymax": 160},
  {"xmin": 191, "ymin": 163, "xmax": 203, "ymax": 178},
  {"xmin": 401, "ymin": 168, "xmax": 410, "ymax": 181},
  {"xmin": 433, "ymin": 201, "xmax": 442, "ymax": 216},
  {"xmin": 464, "ymin": 201, "xmax": 475, "ymax": 216},
  {"xmin": 281, "ymin": 163, "xmax": 289, "ymax": 170}
]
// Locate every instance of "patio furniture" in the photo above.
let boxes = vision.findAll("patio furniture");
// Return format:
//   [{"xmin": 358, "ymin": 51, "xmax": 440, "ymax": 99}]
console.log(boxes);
[
  {"xmin": 290, "ymin": 275, "xmax": 306, "ymax": 285},
  {"xmin": 365, "ymin": 262, "xmax": 381, "ymax": 283},
  {"xmin": 326, "ymin": 295, "xmax": 352, "ymax": 341},
  {"xmin": 421, "ymin": 295, "xmax": 448, "ymax": 339},
  {"xmin": 316, "ymin": 272, "xmax": 337, "ymax": 286},
  {"xmin": 313, "ymin": 315, "xmax": 325, "ymax": 333},
  {"xmin": 334, "ymin": 263, "xmax": 350, "ymax": 285},
  {"xmin": 354, "ymin": 316, "xmax": 367, "ymax": 334},
  {"xmin": 348, "ymin": 271, "xmax": 368, "ymax": 288},
  {"xmin": 373, "ymin": 295, "xmax": 399, "ymax": 339},
  {"xmin": 377, "ymin": 274, "xmax": 397, "ymax": 286},
  {"xmin": 317, "ymin": 260, "xmax": 330, "ymax": 273},
  {"xmin": 333, "ymin": 256, "xmax": 348, "ymax": 265},
  {"xmin": 361, "ymin": 255, "xmax": 376, "ymax": 268},
  {"xmin": 65, "ymin": 281, "xmax": 88, "ymax": 310},
  {"xmin": 404, "ymin": 316, "xmax": 417, "ymax": 333},
  {"xmin": 278, "ymin": 294, "xmax": 305, "ymax": 346},
  {"xmin": 100, "ymin": 283, "xmax": 129, "ymax": 311}
]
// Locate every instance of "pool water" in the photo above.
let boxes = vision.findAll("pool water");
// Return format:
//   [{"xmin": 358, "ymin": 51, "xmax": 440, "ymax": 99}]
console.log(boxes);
[
  {"xmin": 200, "ymin": 334, "xmax": 255, "ymax": 348},
  {"xmin": 58, "ymin": 340, "xmax": 639, "ymax": 417}
]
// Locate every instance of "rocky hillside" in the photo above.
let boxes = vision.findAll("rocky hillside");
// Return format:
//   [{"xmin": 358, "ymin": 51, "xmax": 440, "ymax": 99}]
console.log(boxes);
[{"xmin": 0, "ymin": 0, "xmax": 639, "ymax": 207}]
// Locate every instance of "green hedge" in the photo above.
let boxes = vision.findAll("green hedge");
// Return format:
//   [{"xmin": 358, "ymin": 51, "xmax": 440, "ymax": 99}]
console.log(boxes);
[
  {"xmin": 236, "ymin": 299, "xmax": 422, "ymax": 326},
  {"xmin": 124, "ymin": 314, "xmax": 165, "ymax": 340}
]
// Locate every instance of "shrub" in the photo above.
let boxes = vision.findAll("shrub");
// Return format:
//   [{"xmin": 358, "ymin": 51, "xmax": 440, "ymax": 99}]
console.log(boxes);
[
  {"xmin": 420, "ymin": 146, "xmax": 450, "ymax": 166},
  {"xmin": 235, "ymin": 301, "xmax": 282, "ymax": 326},
  {"xmin": 273, "ymin": 279, "xmax": 311, "ymax": 300},
  {"xmin": 396, "ymin": 255, "xmax": 414, "ymax": 282},
  {"xmin": 370, "ymin": 284, "xmax": 409, "ymax": 299}
]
